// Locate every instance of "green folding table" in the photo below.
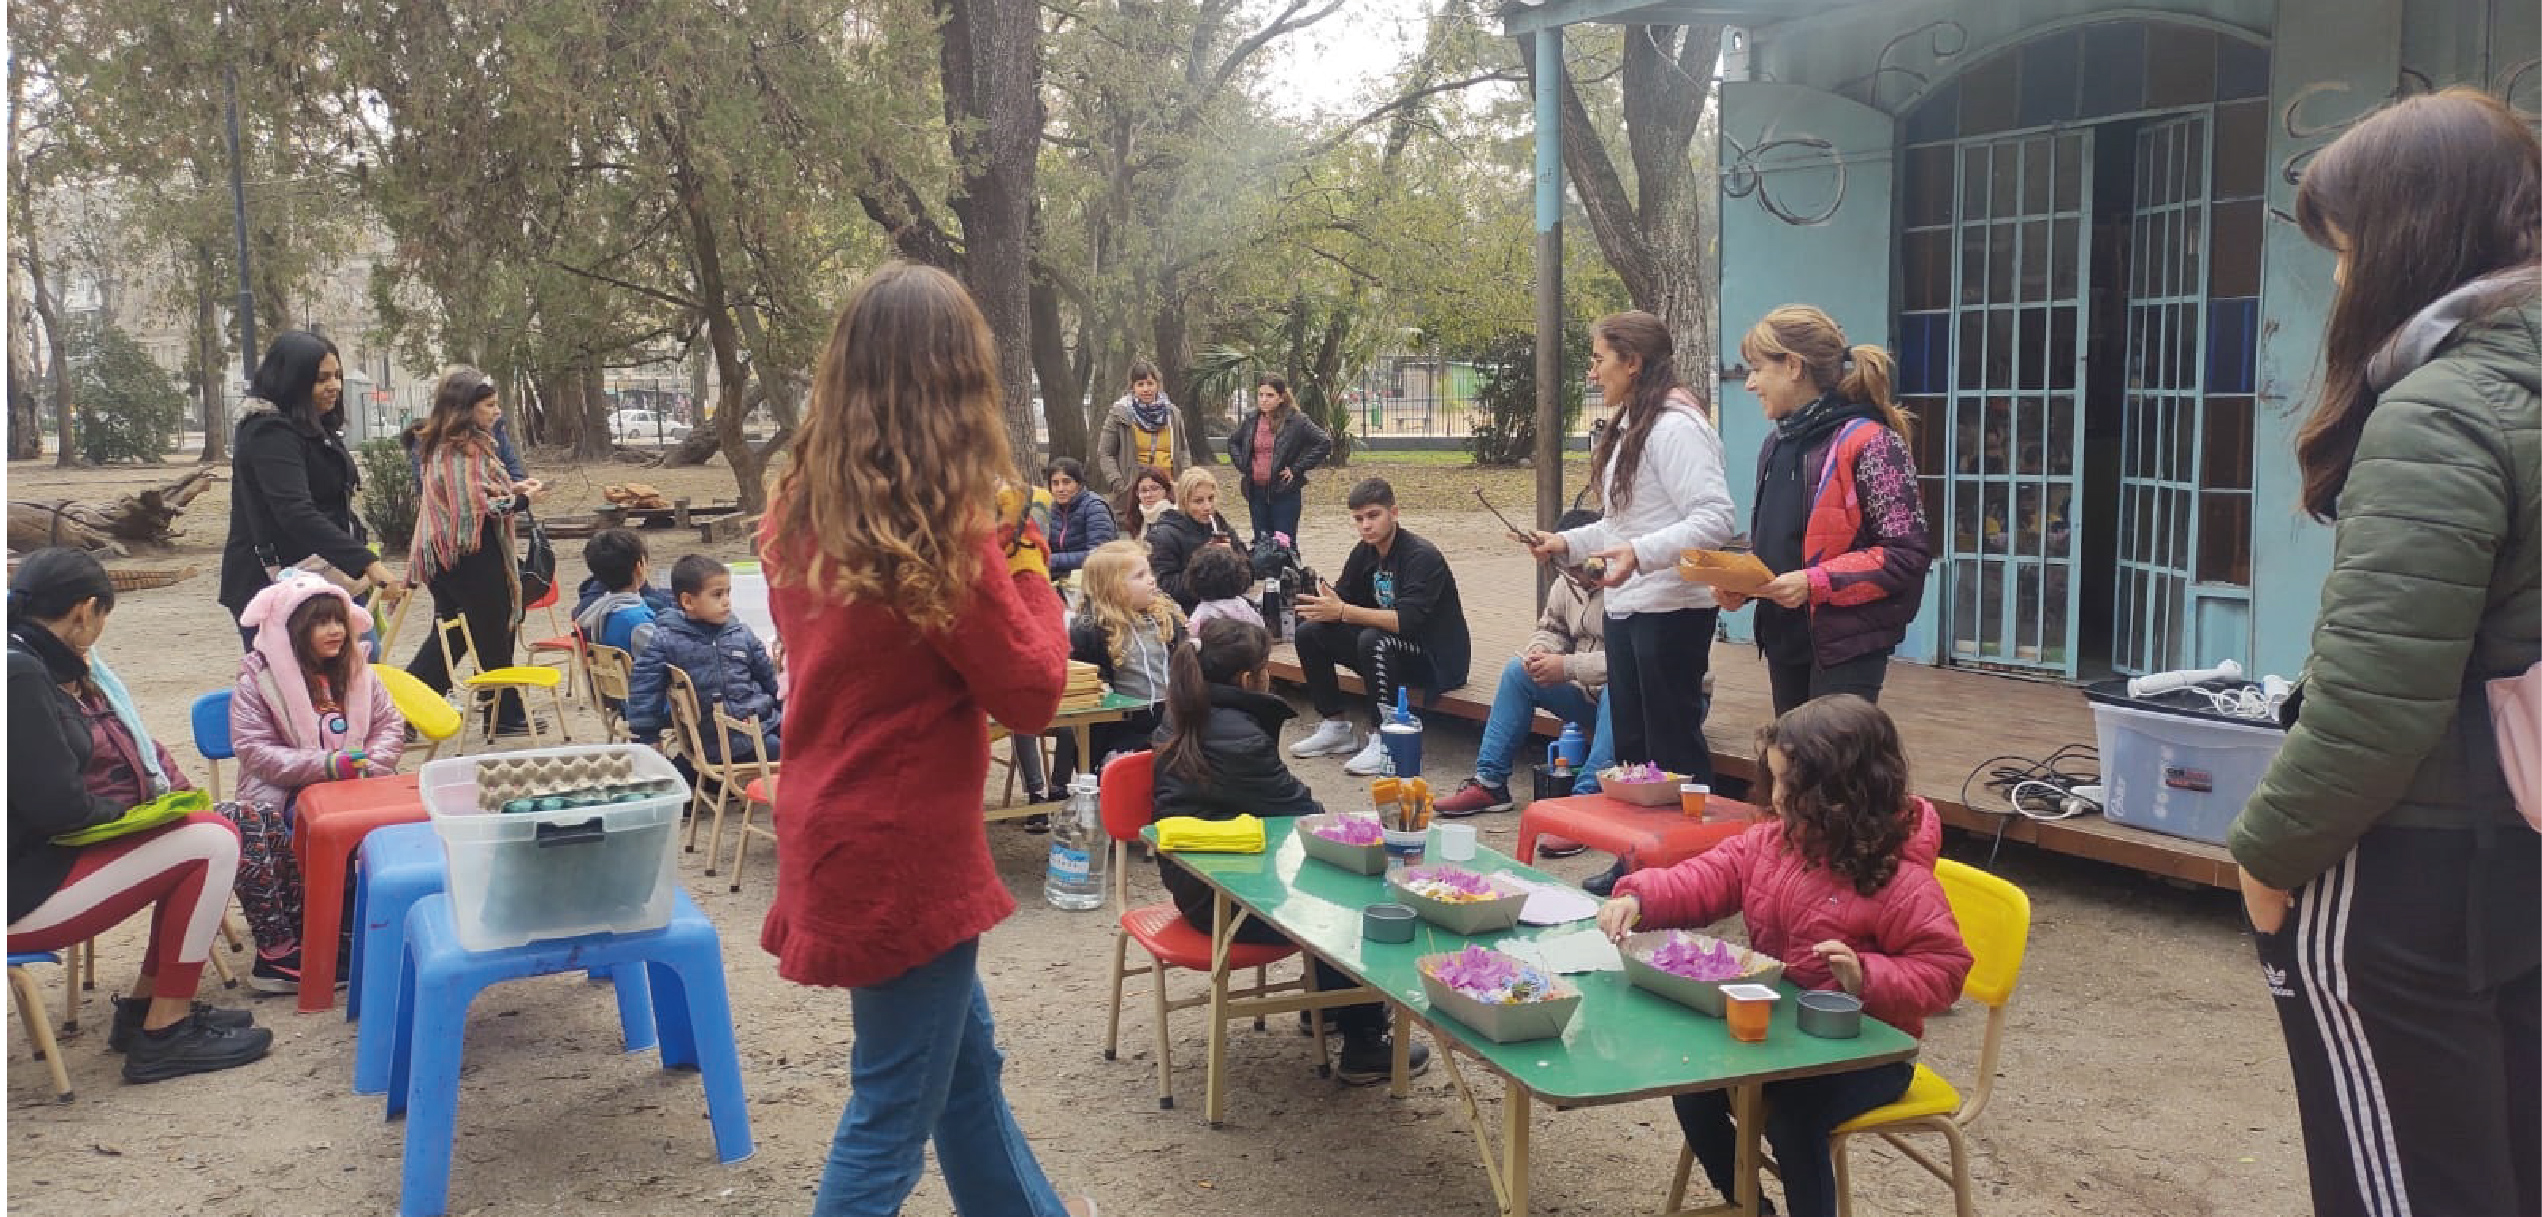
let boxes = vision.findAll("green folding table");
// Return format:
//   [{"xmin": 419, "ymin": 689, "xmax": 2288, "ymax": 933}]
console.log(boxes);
[{"xmin": 1151, "ymin": 817, "xmax": 1919, "ymax": 1217}]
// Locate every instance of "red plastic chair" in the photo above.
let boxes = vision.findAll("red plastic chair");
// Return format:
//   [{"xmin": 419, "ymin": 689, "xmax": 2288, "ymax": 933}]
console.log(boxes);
[{"xmin": 1097, "ymin": 751, "xmax": 1304, "ymax": 1110}]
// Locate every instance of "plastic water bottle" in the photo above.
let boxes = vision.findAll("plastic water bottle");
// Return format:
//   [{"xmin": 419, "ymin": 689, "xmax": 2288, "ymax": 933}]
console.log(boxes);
[{"xmin": 1044, "ymin": 775, "xmax": 1106, "ymax": 910}]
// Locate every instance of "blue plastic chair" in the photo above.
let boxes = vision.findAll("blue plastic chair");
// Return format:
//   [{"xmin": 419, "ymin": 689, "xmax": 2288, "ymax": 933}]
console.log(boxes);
[
  {"xmin": 386, "ymin": 892, "xmax": 751, "ymax": 1216},
  {"xmin": 7, "ymin": 952, "xmax": 72, "ymax": 1101},
  {"xmin": 189, "ymin": 690, "xmax": 235, "ymax": 800},
  {"xmin": 348, "ymin": 823, "xmax": 655, "ymax": 1094}
]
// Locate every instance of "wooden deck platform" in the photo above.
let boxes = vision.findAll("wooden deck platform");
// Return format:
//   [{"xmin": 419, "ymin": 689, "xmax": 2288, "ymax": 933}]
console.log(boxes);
[{"xmin": 1267, "ymin": 548, "xmax": 2237, "ymax": 889}]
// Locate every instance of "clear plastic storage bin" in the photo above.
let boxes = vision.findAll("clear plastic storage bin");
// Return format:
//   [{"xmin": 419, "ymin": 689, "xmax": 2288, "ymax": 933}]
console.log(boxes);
[
  {"xmin": 2089, "ymin": 700, "xmax": 2286, "ymax": 847},
  {"xmin": 420, "ymin": 745, "xmax": 685, "ymax": 950}
]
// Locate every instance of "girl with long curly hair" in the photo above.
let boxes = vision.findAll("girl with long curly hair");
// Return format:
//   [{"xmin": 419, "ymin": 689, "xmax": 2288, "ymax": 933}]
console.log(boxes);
[
  {"xmin": 1048, "ymin": 540, "xmax": 1186, "ymax": 788},
  {"xmin": 1596, "ymin": 695, "xmax": 1969, "ymax": 1217},
  {"xmin": 757, "ymin": 262, "xmax": 1093, "ymax": 1217}
]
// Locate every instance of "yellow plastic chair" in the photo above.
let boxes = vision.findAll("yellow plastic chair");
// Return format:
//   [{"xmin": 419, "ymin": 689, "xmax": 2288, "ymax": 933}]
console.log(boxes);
[
  {"xmin": 1830, "ymin": 859, "xmax": 2030, "ymax": 1217},
  {"xmin": 373, "ymin": 664, "xmax": 464, "ymax": 764},
  {"xmin": 1664, "ymin": 859, "xmax": 2030, "ymax": 1217},
  {"xmin": 431, "ymin": 616, "xmax": 572, "ymax": 752}
]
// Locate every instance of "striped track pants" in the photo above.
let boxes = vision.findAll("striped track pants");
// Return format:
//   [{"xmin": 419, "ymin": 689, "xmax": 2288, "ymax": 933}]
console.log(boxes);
[{"xmin": 2251, "ymin": 825, "xmax": 2540, "ymax": 1217}]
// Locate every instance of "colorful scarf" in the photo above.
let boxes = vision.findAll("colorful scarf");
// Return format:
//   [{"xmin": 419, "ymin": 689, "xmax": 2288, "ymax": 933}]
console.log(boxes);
[
  {"xmin": 1128, "ymin": 394, "xmax": 1174, "ymax": 434},
  {"xmin": 408, "ymin": 432, "xmax": 514, "ymax": 582}
]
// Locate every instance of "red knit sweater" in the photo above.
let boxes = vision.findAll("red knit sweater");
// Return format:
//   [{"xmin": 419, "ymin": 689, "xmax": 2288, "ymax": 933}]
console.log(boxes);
[{"xmin": 759, "ymin": 529, "xmax": 1069, "ymax": 989}]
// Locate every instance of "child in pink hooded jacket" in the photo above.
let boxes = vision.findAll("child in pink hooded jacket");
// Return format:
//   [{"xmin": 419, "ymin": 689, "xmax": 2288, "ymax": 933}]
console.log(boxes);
[
  {"xmin": 1597, "ymin": 694, "xmax": 1969, "ymax": 1217},
  {"xmin": 226, "ymin": 574, "xmax": 405, "ymax": 991}
]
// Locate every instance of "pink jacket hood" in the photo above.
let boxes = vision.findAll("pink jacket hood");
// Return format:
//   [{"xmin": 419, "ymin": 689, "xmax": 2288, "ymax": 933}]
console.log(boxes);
[{"xmin": 237, "ymin": 572, "xmax": 377, "ymax": 750}]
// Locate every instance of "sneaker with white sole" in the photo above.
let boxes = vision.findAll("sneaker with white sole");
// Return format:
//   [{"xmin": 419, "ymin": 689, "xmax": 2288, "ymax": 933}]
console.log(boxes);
[
  {"xmin": 1341, "ymin": 736, "xmax": 1393, "ymax": 776},
  {"xmin": 1291, "ymin": 718, "xmax": 1358, "ymax": 758}
]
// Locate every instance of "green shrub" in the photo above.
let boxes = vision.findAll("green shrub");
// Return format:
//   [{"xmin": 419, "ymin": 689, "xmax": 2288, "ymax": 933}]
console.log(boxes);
[
  {"xmin": 1462, "ymin": 328, "xmax": 1587, "ymax": 467},
  {"xmin": 358, "ymin": 437, "xmax": 420, "ymax": 554},
  {"xmin": 70, "ymin": 323, "xmax": 187, "ymax": 465}
]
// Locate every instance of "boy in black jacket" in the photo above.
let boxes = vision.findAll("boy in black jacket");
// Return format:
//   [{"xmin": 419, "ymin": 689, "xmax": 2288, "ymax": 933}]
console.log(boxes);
[{"xmin": 1289, "ymin": 478, "xmax": 1471, "ymax": 776}]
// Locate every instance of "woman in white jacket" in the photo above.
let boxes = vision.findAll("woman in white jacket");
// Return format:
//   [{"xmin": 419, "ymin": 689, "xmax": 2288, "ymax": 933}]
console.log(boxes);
[{"xmin": 1528, "ymin": 311, "xmax": 1736, "ymax": 789}]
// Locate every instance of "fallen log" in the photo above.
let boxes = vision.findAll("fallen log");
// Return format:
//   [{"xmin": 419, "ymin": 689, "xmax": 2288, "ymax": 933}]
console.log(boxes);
[{"xmin": 7, "ymin": 467, "xmax": 221, "ymax": 555}]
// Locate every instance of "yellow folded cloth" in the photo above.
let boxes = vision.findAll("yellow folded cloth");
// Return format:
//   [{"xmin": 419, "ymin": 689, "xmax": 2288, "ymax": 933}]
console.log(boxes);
[{"xmin": 1153, "ymin": 814, "xmax": 1266, "ymax": 854}]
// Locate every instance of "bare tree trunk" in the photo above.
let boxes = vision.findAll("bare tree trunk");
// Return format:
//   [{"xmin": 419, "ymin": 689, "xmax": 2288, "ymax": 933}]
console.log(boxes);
[
  {"xmin": 193, "ymin": 241, "xmax": 228, "ymax": 462},
  {"xmin": 940, "ymin": 0, "xmax": 1045, "ymax": 474},
  {"xmin": 1152, "ymin": 285, "xmax": 1213, "ymax": 464},
  {"xmin": 23, "ymin": 242, "xmax": 76, "ymax": 467},
  {"xmin": 662, "ymin": 114, "xmax": 766, "ymax": 511},
  {"xmin": 1029, "ymin": 254, "xmax": 1092, "ymax": 464},
  {"xmin": 6, "ymin": 294, "xmax": 41, "ymax": 460},
  {"xmin": 575, "ymin": 357, "xmax": 614, "ymax": 461},
  {"xmin": 1518, "ymin": 24, "xmax": 1725, "ymax": 406}
]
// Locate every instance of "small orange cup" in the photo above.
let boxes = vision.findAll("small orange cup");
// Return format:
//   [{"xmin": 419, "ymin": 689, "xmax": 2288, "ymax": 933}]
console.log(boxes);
[
  {"xmin": 1679, "ymin": 782, "xmax": 1710, "ymax": 817},
  {"xmin": 1721, "ymin": 983, "xmax": 1779, "ymax": 1043}
]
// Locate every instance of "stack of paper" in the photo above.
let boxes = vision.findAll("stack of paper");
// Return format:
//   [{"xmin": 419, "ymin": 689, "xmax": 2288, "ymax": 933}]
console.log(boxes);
[{"xmin": 1058, "ymin": 661, "xmax": 1108, "ymax": 711}]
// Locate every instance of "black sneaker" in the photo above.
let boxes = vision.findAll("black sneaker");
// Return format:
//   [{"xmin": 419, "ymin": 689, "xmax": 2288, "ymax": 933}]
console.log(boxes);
[
  {"xmin": 1581, "ymin": 860, "xmax": 1626, "ymax": 897},
  {"xmin": 1336, "ymin": 1032, "xmax": 1431, "ymax": 1086},
  {"xmin": 1022, "ymin": 814, "xmax": 1052, "ymax": 834},
  {"xmin": 119, "ymin": 1011, "xmax": 273, "ymax": 1082},
  {"xmin": 107, "ymin": 997, "xmax": 256, "ymax": 1053},
  {"xmin": 248, "ymin": 952, "xmax": 302, "ymax": 995}
]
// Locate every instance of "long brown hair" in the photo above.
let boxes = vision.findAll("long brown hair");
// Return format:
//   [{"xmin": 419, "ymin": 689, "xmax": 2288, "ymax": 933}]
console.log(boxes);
[
  {"xmin": 768, "ymin": 263, "xmax": 1013, "ymax": 632},
  {"xmin": 1740, "ymin": 305, "xmax": 1912, "ymax": 444},
  {"xmin": 2293, "ymin": 87, "xmax": 2542, "ymax": 521},
  {"xmin": 1159, "ymin": 617, "xmax": 1270, "ymax": 783},
  {"xmin": 287, "ymin": 593, "xmax": 359, "ymax": 710},
  {"xmin": 1754, "ymin": 694, "xmax": 1915, "ymax": 897},
  {"xmin": 1114, "ymin": 464, "xmax": 1174, "ymax": 541},
  {"xmin": 1255, "ymin": 373, "xmax": 1297, "ymax": 424},
  {"xmin": 412, "ymin": 366, "xmax": 497, "ymax": 457},
  {"xmin": 1588, "ymin": 311, "xmax": 1697, "ymax": 513}
]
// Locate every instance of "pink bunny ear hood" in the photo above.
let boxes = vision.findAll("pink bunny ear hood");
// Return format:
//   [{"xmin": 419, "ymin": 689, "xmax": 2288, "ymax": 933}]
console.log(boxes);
[{"xmin": 239, "ymin": 573, "xmax": 376, "ymax": 751}]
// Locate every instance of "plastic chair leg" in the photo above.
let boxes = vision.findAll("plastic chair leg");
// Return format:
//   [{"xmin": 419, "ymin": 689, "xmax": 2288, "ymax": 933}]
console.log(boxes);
[
  {"xmin": 644, "ymin": 941, "xmax": 753, "ymax": 1163},
  {"xmin": 609, "ymin": 965, "xmax": 658, "ymax": 1054},
  {"xmin": 394, "ymin": 966, "xmax": 481, "ymax": 1217}
]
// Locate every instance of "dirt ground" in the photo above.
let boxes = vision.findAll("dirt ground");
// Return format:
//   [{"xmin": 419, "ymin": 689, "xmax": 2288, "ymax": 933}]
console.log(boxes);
[{"xmin": 4, "ymin": 454, "xmax": 2312, "ymax": 1217}]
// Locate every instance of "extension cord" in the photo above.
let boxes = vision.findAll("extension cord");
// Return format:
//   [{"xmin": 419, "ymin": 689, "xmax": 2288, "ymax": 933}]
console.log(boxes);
[{"xmin": 2064, "ymin": 783, "xmax": 2106, "ymax": 817}]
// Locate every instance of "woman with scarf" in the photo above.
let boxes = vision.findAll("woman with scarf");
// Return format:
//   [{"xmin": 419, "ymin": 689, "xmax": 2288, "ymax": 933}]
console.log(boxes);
[
  {"xmin": 403, "ymin": 367, "xmax": 545, "ymax": 735},
  {"xmin": 1718, "ymin": 305, "xmax": 1931, "ymax": 715},
  {"xmin": 1094, "ymin": 359, "xmax": 1188, "ymax": 493},
  {"xmin": 8, "ymin": 548, "xmax": 274, "ymax": 1082}
]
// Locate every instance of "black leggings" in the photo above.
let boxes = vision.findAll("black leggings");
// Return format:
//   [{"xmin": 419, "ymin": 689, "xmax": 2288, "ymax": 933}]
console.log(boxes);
[
  {"xmin": 1764, "ymin": 649, "xmax": 1893, "ymax": 718},
  {"xmin": 404, "ymin": 519, "xmax": 523, "ymax": 722},
  {"xmin": 1604, "ymin": 608, "xmax": 1718, "ymax": 783}
]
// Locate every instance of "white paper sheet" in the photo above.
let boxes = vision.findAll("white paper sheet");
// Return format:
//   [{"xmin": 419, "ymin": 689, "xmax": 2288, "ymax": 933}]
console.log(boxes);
[
  {"xmin": 1502, "ymin": 931, "xmax": 1624, "ymax": 975},
  {"xmin": 1512, "ymin": 878, "xmax": 1601, "ymax": 926}
]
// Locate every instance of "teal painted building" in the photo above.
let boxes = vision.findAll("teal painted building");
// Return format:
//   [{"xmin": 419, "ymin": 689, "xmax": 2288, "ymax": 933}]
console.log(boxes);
[{"xmin": 1685, "ymin": 0, "xmax": 2537, "ymax": 683}]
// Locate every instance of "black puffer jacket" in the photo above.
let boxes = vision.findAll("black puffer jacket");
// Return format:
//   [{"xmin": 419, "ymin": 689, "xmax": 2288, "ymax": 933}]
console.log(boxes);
[
  {"xmin": 7, "ymin": 625, "xmax": 130, "ymax": 922},
  {"xmin": 1150, "ymin": 683, "xmax": 1322, "ymax": 923}
]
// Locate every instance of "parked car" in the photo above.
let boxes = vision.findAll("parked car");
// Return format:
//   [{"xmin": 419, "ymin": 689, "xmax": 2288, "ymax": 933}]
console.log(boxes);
[{"xmin": 611, "ymin": 409, "xmax": 691, "ymax": 444}]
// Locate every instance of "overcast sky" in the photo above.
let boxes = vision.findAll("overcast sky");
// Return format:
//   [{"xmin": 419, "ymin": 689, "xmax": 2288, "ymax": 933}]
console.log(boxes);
[{"xmin": 1261, "ymin": 3, "xmax": 1425, "ymax": 120}]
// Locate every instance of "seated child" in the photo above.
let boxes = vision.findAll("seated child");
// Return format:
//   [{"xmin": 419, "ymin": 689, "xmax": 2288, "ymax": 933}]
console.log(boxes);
[
  {"xmin": 572, "ymin": 528, "xmax": 667, "ymax": 656},
  {"xmin": 1183, "ymin": 543, "xmax": 1263, "ymax": 632},
  {"xmin": 231, "ymin": 573, "xmax": 407, "ymax": 991},
  {"xmin": 629, "ymin": 555, "xmax": 782, "ymax": 763},
  {"xmin": 1051, "ymin": 540, "xmax": 1185, "ymax": 787},
  {"xmin": 1151, "ymin": 618, "xmax": 1429, "ymax": 1082},
  {"xmin": 1597, "ymin": 695, "xmax": 1967, "ymax": 1217}
]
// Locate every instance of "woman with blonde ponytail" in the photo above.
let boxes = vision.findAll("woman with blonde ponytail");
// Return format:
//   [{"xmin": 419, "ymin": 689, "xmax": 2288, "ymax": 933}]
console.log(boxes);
[{"xmin": 1731, "ymin": 305, "xmax": 1932, "ymax": 715}]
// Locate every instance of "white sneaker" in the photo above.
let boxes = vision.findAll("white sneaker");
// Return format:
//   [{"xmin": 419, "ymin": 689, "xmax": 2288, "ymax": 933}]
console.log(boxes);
[
  {"xmin": 1292, "ymin": 718, "xmax": 1358, "ymax": 758},
  {"xmin": 1342, "ymin": 736, "xmax": 1393, "ymax": 776}
]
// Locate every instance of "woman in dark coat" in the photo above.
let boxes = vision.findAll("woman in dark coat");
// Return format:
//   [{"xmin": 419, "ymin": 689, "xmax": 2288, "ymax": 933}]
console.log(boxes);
[
  {"xmin": 219, "ymin": 331, "xmax": 400, "ymax": 648},
  {"xmin": 1225, "ymin": 374, "xmax": 1332, "ymax": 557}
]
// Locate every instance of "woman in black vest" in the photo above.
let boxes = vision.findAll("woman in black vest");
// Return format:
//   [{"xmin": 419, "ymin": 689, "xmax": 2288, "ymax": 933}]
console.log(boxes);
[{"xmin": 219, "ymin": 331, "xmax": 399, "ymax": 648}]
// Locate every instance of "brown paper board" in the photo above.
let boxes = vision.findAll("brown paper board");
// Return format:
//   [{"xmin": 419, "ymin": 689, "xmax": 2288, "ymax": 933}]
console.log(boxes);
[
  {"xmin": 1417, "ymin": 954, "xmax": 1583, "ymax": 1043},
  {"xmin": 1621, "ymin": 931, "xmax": 1785, "ymax": 1017},
  {"xmin": 1677, "ymin": 548, "xmax": 1775, "ymax": 595},
  {"xmin": 1298, "ymin": 814, "xmax": 1390, "ymax": 875}
]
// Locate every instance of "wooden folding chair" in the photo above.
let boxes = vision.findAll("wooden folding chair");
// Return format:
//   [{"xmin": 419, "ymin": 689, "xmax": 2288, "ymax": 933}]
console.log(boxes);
[
  {"xmin": 667, "ymin": 668, "xmax": 774, "ymax": 877},
  {"xmin": 585, "ymin": 644, "xmax": 635, "ymax": 744},
  {"xmin": 713, "ymin": 702, "xmax": 780, "ymax": 893}
]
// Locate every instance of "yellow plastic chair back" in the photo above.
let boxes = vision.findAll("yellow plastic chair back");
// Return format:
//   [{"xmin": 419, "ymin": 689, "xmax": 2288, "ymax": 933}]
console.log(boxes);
[
  {"xmin": 1936, "ymin": 858, "xmax": 2030, "ymax": 1010},
  {"xmin": 373, "ymin": 664, "xmax": 462, "ymax": 745}
]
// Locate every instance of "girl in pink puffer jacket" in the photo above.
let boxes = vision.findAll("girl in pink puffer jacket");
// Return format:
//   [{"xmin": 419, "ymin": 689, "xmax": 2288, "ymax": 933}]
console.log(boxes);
[
  {"xmin": 226, "ymin": 574, "xmax": 405, "ymax": 991},
  {"xmin": 1596, "ymin": 694, "xmax": 1970, "ymax": 1217}
]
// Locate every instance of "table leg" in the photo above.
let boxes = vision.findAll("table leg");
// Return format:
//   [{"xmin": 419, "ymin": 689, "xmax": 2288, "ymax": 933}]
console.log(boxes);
[
  {"xmin": 1074, "ymin": 723, "xmax": 1093, "ymax": 782},
  {"xmin": 1732, "ymin": 1082, "xmax": 1762, "ymax": 1217},
  {"xmin": 1391, "ymin": 1003, "xmax": 1412, "ymax": 1098},
  {"xmin": 1204, "ymin": 889, "xmax": 1235, "ymax": 1129},
  {"xmin": 299, "ymin": 825, "xmax": 351, "ymax": 1014},
  {"xmin": 1502, "ymin": 1084, "xmax": 1532, "ymax": 1217}
]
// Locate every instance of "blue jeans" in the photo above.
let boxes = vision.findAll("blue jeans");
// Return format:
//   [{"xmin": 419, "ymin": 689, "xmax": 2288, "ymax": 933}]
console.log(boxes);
[
  {"xmin": 1475, "ymin": 657, "xmax": 1615, "ymax": 794},
  {"xmin": 1241, "ymin": 479, "xmax": 1304, "ymax": 555},
  {"xmin": 813, "ymin": 938, "xmax": 1067, "ymax": 1217}
]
